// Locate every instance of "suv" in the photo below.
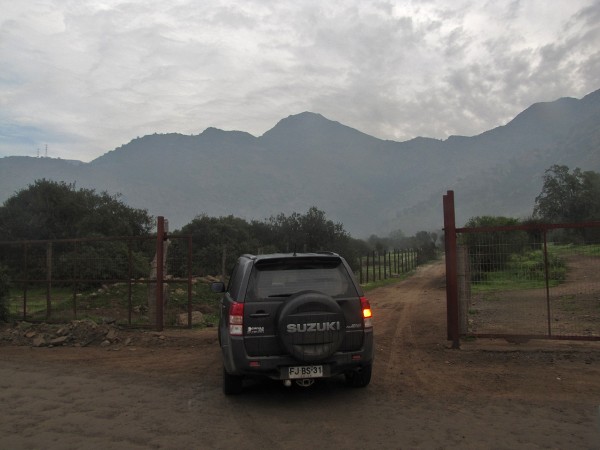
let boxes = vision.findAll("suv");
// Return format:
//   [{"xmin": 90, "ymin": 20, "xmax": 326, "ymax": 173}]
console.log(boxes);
[{"xmin": 212, "ymin": 252, "xmax": 373, "ymax": 395}]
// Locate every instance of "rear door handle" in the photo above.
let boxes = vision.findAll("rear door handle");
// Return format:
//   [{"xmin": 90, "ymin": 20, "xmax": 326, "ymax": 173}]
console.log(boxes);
[{"xmin": 250, "ymin": 312, "xmax": 270, "ymax": 318}]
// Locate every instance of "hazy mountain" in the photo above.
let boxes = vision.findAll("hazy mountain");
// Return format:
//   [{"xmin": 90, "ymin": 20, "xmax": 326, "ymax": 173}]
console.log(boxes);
[{"xmin": 1, "ymin": 89, "xmax": 599, "ymax": 237}]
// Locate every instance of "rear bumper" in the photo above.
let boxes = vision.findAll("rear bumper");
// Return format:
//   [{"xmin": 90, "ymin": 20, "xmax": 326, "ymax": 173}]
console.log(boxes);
[{"xmin": 222, "ymin": 329, "xmax": 374, "ymax": 380}]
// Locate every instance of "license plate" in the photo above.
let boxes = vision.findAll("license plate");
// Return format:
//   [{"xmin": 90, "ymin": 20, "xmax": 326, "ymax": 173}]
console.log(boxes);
[{"xmin": 288, "ymin": 365, "xmax": 323, "ymax": 379}]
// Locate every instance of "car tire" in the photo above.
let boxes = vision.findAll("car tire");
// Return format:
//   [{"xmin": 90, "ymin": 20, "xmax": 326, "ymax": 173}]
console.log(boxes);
[
  {"xmin": 223, "ymin": 367, "xmax": 243, "ymax": 395},
  {"xmin": 345, "ymin": 363, "xmax": 372, "ymax": 388},
  {"xmin": 277, "ymin": 290, "xmax": 346, "ymax": 363}
]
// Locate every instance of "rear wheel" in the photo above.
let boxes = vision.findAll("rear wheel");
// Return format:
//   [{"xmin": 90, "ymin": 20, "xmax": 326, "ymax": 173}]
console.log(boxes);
[
  {"xmin": 345, "ymin": 363, "xmax": 372, "ymax": 388},
  {"xmin": 223, "ymin": 367, "xmax": 243, "ymax": 395}
]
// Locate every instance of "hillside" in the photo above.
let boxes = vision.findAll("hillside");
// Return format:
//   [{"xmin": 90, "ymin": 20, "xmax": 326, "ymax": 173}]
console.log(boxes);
[{"xmin": 1, "ymin": 89, "xmax": 599, "ymax": 236}]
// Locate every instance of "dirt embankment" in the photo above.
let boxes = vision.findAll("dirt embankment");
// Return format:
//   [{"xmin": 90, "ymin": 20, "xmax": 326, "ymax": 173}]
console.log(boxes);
[{"xmin": 1, "ymin": 260, "xmax": 600, "ymax": 449}]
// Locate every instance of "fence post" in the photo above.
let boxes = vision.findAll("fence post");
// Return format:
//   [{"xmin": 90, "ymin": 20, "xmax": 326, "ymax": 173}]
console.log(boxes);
[
  {"xmin": 127, "ymin": 241, "xmax": 133, "ymax": 326},
  {"xmin": 456, "ymin": 245, "xmax": 470, "ymax": 334},
  {"xmin": 221, "ymin": 247, "xmax": 226, "ymax": 282},
  {"xmin": 188, "ymin": 235, "xmax": 193, "ymax": 329},
  {"xmin": 444, "ymin": 190, "xmax": 460, "ymax": 349},
  {"xmin": 383, "ymin": 250, "xmax": 387, "ymax": 279},
  {"xmin": 46, "ymin": 242, "xmax": 52, "ymax": 320},
  {"xmin": 543, "ymin": 229, "xmax": 552, "ymax": 337},
  {"xmin": 359, "ymin": 256, "xmax": 363, "ymax": 284},
  {"xmin": 371, "ymin": 251, "xmax": 375, "ymax": 281},
  {"xmin": 22, "ymin": 243, "xmax": 28, "ymax": 321},
  {"xmin": 72, "ymin": 241, "xmax": 78, "ymax": 319},
  {"xmin": 155, "ymin": 217, "xmax": 166, "ymax": 332}
]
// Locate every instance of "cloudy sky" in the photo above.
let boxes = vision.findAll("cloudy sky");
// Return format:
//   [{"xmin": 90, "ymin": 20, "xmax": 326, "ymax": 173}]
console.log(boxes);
[{"xmin": 1, "ymin": 0, "xmax": 599, "ymax": 162}]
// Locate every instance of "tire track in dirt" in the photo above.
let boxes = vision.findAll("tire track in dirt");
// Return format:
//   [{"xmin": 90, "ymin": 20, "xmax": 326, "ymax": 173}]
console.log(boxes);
[{"xmin": 370, "ymin": 261, "xmax": 449, "ymax": 398}]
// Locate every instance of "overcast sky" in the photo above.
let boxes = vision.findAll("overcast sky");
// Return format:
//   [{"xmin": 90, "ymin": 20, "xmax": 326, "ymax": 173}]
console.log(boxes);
[{"xmin": 1, "ymin": 0, "xmax": 599, "ymax": 162}]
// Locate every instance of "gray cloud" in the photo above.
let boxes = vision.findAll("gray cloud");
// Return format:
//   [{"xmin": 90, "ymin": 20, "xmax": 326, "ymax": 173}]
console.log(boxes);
[{"xmin": 1, "ymin": 0, "xmax": 599, "ymax": 161}]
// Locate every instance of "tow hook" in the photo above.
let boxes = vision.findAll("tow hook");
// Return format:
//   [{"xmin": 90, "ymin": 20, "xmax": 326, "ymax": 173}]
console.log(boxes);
[{"xmin": 283, "ymin": 380, "xmax": 292, "ymax": 388}]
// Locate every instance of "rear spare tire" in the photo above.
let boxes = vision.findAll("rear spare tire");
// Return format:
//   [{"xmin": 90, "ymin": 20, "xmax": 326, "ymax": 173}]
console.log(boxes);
[{"xmin": 277, "ymin": 290, "xmax": 346, "ymax": 363}]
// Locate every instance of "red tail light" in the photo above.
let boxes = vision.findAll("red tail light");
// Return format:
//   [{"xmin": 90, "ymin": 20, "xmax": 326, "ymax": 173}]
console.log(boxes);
[
  {"xmin": 360, "ymin": 296, "xmax": 373, "ymax": 328},
  {"xmin": 229, "ymin": 302, "xmax": 244, "ymax": 336}
]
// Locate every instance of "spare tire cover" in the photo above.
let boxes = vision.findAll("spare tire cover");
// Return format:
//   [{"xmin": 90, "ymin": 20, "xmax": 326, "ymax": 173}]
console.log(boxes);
[{"xmin": 277, "ymin": 290, "xmax": 346, "ymax": 363}]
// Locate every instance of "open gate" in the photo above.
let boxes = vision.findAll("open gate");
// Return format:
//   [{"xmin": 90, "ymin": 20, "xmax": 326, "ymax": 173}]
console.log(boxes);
[{"xmin": 444, "ymin": 191, "xmax": 600, "ymax": 346}]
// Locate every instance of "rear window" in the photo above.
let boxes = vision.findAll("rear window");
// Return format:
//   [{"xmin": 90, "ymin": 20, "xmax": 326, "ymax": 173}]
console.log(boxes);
[{"xmin": 245, "ymin": 258, "xmax": 357, "ymax": 301}]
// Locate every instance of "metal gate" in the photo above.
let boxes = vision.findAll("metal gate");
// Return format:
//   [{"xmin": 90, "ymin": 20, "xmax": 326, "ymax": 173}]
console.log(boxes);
[{"xmin": 444, "ymin": 191, "xmax": 600, "ymax": 346}]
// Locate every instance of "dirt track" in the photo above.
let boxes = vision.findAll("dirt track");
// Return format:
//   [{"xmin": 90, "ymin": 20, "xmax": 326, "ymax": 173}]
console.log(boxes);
[{"xmin": 2, "ymin": 260, "xmax": 600, "ymax": 449}]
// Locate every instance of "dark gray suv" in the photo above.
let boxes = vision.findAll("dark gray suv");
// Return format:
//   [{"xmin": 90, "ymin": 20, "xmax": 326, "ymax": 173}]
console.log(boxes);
[{"xmin": 212, "ymin": 252, "xmax": 374, "ymax": 395}]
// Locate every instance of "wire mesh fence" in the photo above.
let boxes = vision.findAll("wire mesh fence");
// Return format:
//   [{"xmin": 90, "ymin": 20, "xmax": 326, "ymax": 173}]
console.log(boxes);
[
  {"xmin": 1, "ymin": 221, "xmax": 432, "ymax": 331},
  {"xmin": 456, "ymin": 226, "xmax": 600, "ymax": 340},
  {"xmin": 0, "ymin": 233, "xmax": 217, "ymax": 329}
]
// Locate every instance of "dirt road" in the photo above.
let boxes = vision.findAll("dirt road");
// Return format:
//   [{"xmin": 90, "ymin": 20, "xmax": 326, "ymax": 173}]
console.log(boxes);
[{"xmin": 2, "ymin": 261, "xmax": 600, "ymax": 449}]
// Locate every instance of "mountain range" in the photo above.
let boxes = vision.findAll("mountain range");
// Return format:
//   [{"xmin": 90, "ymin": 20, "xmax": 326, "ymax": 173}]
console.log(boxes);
[{"xmin": 1, "ymin": 88, "xmax": 599, "ymax": 237}]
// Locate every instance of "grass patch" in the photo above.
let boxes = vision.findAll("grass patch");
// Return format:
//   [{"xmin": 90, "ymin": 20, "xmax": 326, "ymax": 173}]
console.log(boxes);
[
  {"xmin": 471, "ymin": 248, "xmax": 566, "ymax": 293},
  {"xmin": 552, "ymin": 243, "xmax": 600, "ymax": 257},
  {"xmin": 361, "ymin": 270, "xmax": 415, "ymax": 291},
  {"xmin": 7, "ymin": 280, "xmax": 222, "ymax": 327}
]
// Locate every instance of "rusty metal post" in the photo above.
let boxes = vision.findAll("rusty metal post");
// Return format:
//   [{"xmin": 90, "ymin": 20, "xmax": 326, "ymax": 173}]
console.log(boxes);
[
  {"xmin": 127, "ymin": 240, "xmax": 133, "ymax": 326},
  {"xmin": 187, "ymin": 235, "xmax": 193, "ymax": 329},
  {"xmin": 22, "ymin": 243, "xmax": 28, "ymax": 321},
  {"xmin": 543, "ymin": 229, "xmax": 552, "ymax": 337},
  {"xmin": 72, "ymin": 241, "xmax": 78, "ymax": 319},
  {"xmin": 156, "ymin": 217, "xmax": 165, "ymax": 331},
  {"xmin": 46, "ymin": 242, "xmax": 52, "ymax": 320},
  {"xmin": 444, "ymin": 190, "xmax": 460, "ymax": 349}
]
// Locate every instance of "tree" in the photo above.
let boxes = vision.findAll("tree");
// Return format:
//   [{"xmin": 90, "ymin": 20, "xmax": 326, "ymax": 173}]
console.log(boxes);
[
  {"xmin": 412, "ymin": 231, "xmax": 438, "ymax": 263},
  {"xmin": 387, "ymin": 229, "xmax": 406, "ymax": 249},
  {"xmin": 301, "ymin": 207, "xmax": 345, "ymax": 251},
  {"xmin": 534, "ymin": 165, "xmax": 600, "ymax": 223},
  {"xmin": 367, "ymin": 234, "xmax": 388, "ymax": 253},
  {"xmin": 0, "ymin": 179, "xmax": 153, "ymax": 240},
  {"xmin": 267, "ymin": 211, "xmax": 305, "ymax": 252},
  {"xmin": 173, "ymin": 207, "xmax": 361, "ymax": 275},
  {"xmin": 174, "ymin": 214, "xmax": 259, "ymax": 276},
  {"xmin": 263, "ymin": 207, "xmax": 351, "ymax": 255},
  {"xmin": 0, "ymin": 180, "xmax": 155, "ymax": 286}
]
